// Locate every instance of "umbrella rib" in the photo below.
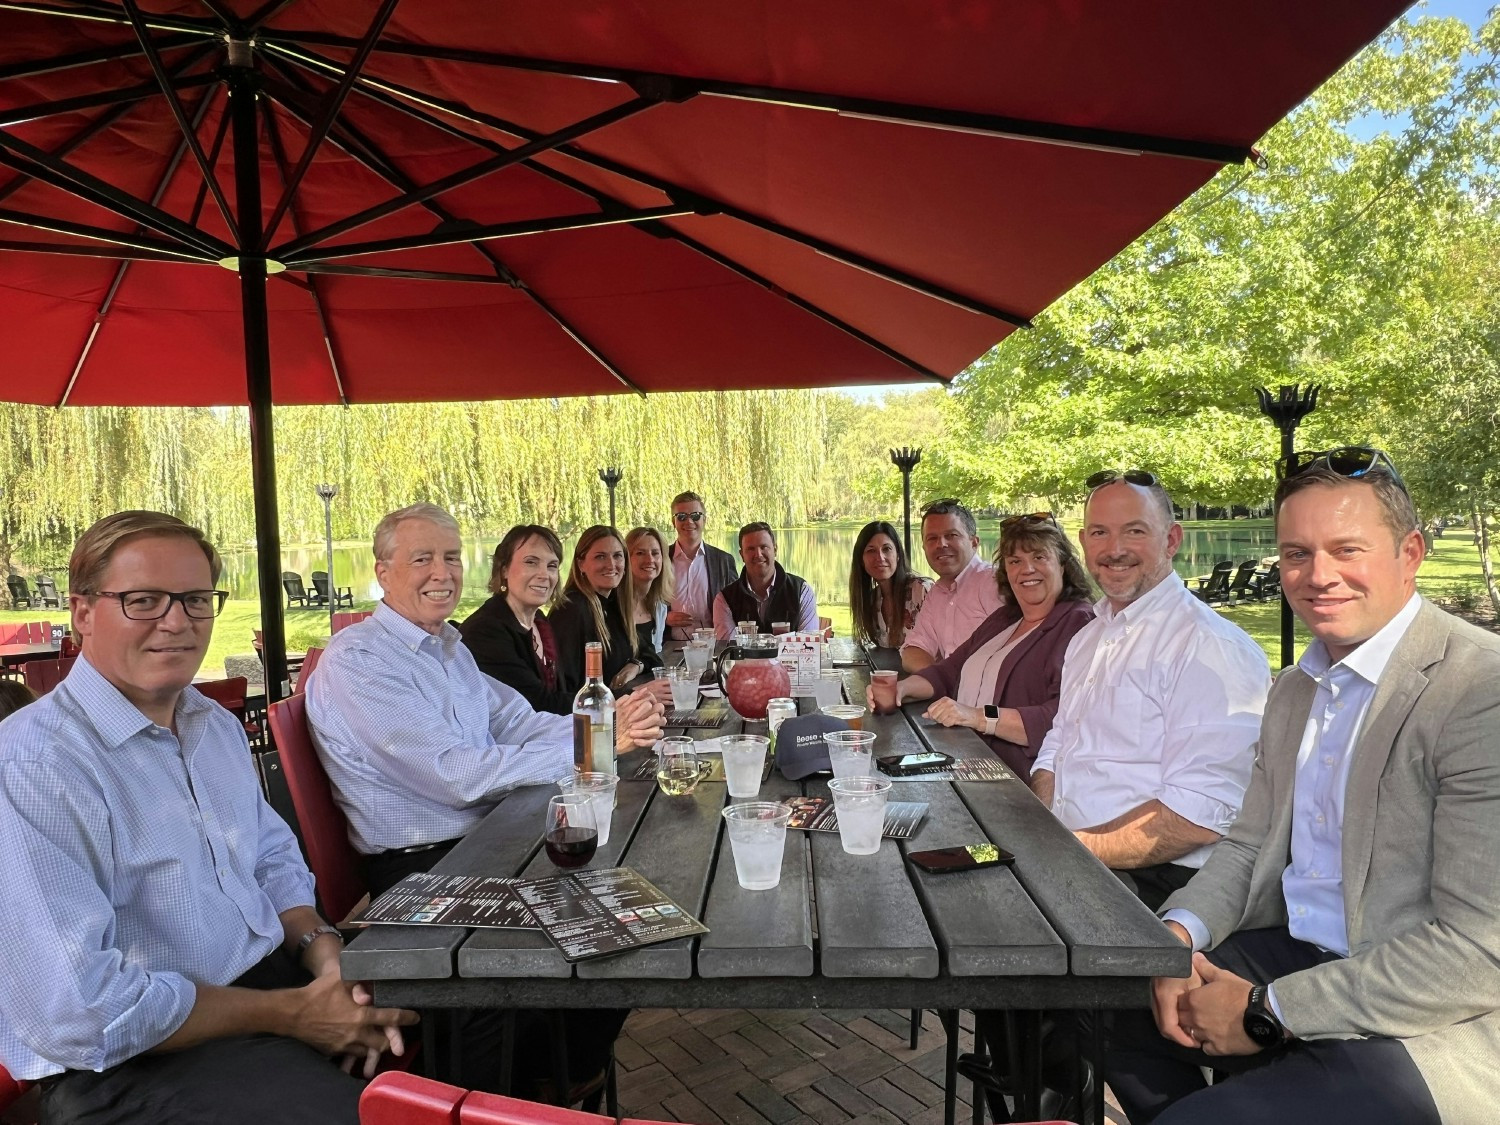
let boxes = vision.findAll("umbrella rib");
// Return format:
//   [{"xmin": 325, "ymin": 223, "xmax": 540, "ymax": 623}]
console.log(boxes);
[
  {"xmin": 120, "ymin": 0, "xmax": 239, "ymax": 242},
  {"xmin": 186, "ymin": 81, "xmax": 234, "ymax": 228},
  {"xmin": 261, "ymin": 0, "xmax": 402, "ymax": 250},
  {"xmin": 256, "ymin": 30, "xmax": 1253, "ymax": 165},
  {"xmin": 0, "ymin": 130, "xmax": 231, "ymax": 257},
  {"xmin": 281, "ymin": 205, "xmax": 693, "ymax": 266},
  {"xmin": 0, "ymin": 205, "xmax": 213, "ymax": 257},
  {"xmin": 0, "ymin": 1, "xmax": 219, "ymax": 36},
  {"xmin": 271, "ymin": 94, "xmax": 664, "ymax": 260},
  {"xmin": 262, "ymin": 98, "xmax": 349, "ymax": 406},
  {"xmin": 0, "ymin": 33, "xmax": 197, "ymax": 83},
  {"xmin": 54, "ymin": 80, "xmax": 223, "ymax": 408},
  {"xmin": 0, "ymin": 71, "xmax": 218, "ymax": 128},
  {"xmin": 243, "ymin": 0, "xmax": 300, "ymax": 32},
  {"xmin": 0, "ymin": 238, "xmax": 201, "ymax": 262}
]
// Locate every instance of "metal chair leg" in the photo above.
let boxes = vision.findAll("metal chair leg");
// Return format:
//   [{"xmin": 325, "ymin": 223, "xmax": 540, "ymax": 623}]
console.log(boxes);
[
  {"xmin": 940, "ymin": 1009, "xmax": 960, "ymax": 1125},
  {"xmin": 910, "ymin": 1008, "xmax": 922, "ymax": 1049}
]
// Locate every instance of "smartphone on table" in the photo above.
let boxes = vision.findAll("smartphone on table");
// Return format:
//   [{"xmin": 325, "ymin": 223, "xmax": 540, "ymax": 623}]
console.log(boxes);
[
  {"xmin": 876, "ymin": 750, "xmax": 953, "ymax": 776},
  {"xmin": 907, "ymin": 843, "xmax": 1015, "ymax": 874}
]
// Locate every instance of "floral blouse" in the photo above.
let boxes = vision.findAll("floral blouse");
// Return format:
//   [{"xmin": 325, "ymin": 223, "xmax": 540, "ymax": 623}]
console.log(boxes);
[{"xmin": 874, "ymin": 576, "xmax": 931, "ymax": 648}]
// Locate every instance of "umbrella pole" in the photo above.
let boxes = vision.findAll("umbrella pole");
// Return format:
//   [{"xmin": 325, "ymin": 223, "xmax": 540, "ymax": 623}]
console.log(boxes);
[{"xmin": 229, "ymin": 59, "xmax": 290, "ymax": 703}]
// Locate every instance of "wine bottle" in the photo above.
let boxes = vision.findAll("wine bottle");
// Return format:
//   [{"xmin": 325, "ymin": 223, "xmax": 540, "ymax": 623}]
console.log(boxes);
[{"xmin": 572, "ymin": 641, "xmax": 616, "ymax": 776}]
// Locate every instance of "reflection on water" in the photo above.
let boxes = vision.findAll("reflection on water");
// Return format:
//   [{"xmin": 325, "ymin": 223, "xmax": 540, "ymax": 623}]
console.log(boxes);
[{"xmin": 219, "ymin": 521, "xmax": 1280, "ymax": 608}]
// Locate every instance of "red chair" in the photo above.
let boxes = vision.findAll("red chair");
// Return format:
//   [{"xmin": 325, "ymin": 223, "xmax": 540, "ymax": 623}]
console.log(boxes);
[
  {"xmin": 195, "ymin": 675, "xmax": 249, "ymax": 722},
  {"xmin": 22, "ymin": 655, "xmax": 77, "ymax": 695},
  {"xmin": 331, "ymin": 611, "xmax": 373, "ymax": 634},
  {"xmin": 0, "ymin": 621, "xmax": 51, "ymax": 645},
  {"xmin": 295, "ymin": 646, "xmax": 326, "ymax": 694},
  {"xmin": 0, "ymin": 1063, "xmax": 31, "ymax": 1115},
  {"xmin": 267, "ymin": 693, "xmax": 366, "ymax": 924},
  {"xmin": 360, "ymin": 1074, "xmax": 630, "ymax": 1125}
]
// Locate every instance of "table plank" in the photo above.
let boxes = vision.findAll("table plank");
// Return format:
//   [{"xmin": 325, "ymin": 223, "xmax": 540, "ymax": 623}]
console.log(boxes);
[
  {"xmin": 697, "ymin": 773, "xmax": 814, "ymax": 978},
  {"xmin": 807, "ymin": 777, "xmax": 939, "ymax": 979},
  {"xmin": 957, "ymin": 781, "xmax": 1190, "ymax": 977},
  {"xmin": 457, "ymin": 777, "xmax": 655, "ymax": 979}
]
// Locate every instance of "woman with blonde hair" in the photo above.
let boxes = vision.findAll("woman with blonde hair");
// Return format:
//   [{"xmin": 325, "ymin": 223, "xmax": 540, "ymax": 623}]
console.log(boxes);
[
  {"xmin": 549, "ymin": 524, "xmax": 643, "ymax": 695},
  {"xmin": 626, "ymin": 526, "xmax": 674, "ymax": 667}
]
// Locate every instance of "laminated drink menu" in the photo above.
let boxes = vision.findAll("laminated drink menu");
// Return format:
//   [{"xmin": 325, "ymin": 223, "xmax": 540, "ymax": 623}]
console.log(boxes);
[
  {"xmin": 354, "ymin": 872, "xmax": 537, "ymax": 929},
  {"xmin": 510, "ymin": 867, "xmax": 708, "ymax": 963}
]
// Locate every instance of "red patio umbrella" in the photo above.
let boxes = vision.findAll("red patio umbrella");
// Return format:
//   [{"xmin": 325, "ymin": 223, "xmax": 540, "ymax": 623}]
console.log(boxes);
[{"xmin": 0, "ymin": 0, "xmax": 1409, "ymax": 695}]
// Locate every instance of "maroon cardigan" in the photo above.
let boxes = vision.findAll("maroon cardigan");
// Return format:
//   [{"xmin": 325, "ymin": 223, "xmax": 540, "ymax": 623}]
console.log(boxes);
[{"xmin": 918, "ymin": 597, "xmax": 1095, "ymax": 778}]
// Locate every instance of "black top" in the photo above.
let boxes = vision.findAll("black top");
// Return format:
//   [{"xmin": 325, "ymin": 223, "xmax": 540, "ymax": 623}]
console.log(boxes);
[
  {"xmin": 548, "ymin": 587, "xmax": 637, "ymax": 696},
  {"xmin": 457, "ymin": 594, "xmax": 572, "ymax": 715},
  {"xmin": 634, "ymin": 620, "xmax": 662, "ymax": 671}
]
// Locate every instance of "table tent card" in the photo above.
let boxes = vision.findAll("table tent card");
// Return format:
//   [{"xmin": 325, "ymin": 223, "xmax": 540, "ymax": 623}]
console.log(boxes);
[{"xmin": 778, "ymin": 632, "xmax": 822, "ymax": 695}]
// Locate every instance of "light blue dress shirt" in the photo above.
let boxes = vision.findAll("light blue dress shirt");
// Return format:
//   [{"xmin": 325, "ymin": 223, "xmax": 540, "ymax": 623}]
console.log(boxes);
[
  {"xmin": 1163, "ymin": 593, "xmax": 1421, "ymax": 1014},
  {"xmin": 0, "ymin": 656, "xmax": 315, "ymax": 1080},
  {"xmin": 306, "ymin": 602, "xmax": 575, "ymax": 855}
]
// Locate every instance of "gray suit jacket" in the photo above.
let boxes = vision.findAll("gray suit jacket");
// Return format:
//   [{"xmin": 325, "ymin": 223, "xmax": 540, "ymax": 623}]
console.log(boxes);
[{"xmin": 1161, "ymin": 600, "xmax": 1500, "ymax": 1123}]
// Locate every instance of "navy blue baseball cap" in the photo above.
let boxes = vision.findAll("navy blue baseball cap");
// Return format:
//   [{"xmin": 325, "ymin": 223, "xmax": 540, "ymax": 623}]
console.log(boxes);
[{"xmin": 775, "ymin": 713, "xmax": 848, "ymax": 780}]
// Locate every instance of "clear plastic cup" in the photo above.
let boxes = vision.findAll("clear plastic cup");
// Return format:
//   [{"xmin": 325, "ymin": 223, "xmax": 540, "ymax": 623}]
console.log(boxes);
[
  {"xmin": 828, "ymin": 774, "xmax": 892, "ymax": 855},
  {"xmin": 813, "ymin": 670, "xmax": 845, "ymax": 708},
  {"xmin": 557, "ymin": 771, "xmax": 619, "ymax": 845},
  {"xmin": 820, "ymin": 703, "xmax": 867, "ymax": 731},
  {"xmin": 721, "ymin": 801, "xmax": 793, "ymax": 889},
  {"xmin": 670, "ymin": 664, "xmax": 701, "ymax": 711},
  {"xmin": 823, "ymin": 728, "xmax": 877, "ymax": 779},
  {"xmin": 684, "ymin": 639, "xmax": 713, "ymax": 677},
  {"xmin": 870, "ymin": 669, "xmax": 899, "ymax": 715},
  {"xmin": 720, "ymin": 733, "xmax": 770, "ymax": 798},
  {"xmin": 737, "ymin": 620, "xmax": 759, "ymax": 638}
]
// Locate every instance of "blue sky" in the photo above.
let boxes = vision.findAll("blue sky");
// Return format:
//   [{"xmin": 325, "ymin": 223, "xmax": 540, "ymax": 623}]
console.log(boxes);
[{"xmin": 842, "ymin": 0, "xmax": 1495, "ymax": 402}]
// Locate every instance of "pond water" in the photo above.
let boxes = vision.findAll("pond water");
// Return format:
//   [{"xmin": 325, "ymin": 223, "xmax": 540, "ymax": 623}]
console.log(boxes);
[{"xmin": 219, "ymin": 520, "xmax": 1278, "ymax": 608}]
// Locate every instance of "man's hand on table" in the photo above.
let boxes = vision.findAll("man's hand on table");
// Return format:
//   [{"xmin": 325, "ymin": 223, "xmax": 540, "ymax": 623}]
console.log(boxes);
[
  {"xmin": 616, "ymin": 687, "xmax": 666, "ymax": 750},
  {"xmin": 286, "ymin": 967, "xmax": 418, "ymax": 1078}
]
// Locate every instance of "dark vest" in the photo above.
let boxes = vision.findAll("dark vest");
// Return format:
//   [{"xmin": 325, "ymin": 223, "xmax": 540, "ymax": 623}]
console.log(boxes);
[{"xmin": 719, "ymin": 563, "xmax": 807, "ymax": 630}]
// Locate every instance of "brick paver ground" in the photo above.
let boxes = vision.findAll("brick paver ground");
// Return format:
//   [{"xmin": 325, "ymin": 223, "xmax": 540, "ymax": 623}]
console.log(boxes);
[{"xmin": 614, "ymin": 1008, "xmax": 1129, "ymax": 1125}]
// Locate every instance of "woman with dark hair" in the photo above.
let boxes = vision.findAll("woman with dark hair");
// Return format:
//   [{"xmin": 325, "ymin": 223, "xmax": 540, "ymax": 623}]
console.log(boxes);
[
  {"xmin": 0, "ymin": 679, "xmax": 38, "ymax": 721},
  {"xmin": 848, "ymin": 520, "xmax": 930, "ymax": 649},
  {"xmin": 625, "ymin": 526, "xmax": 673, "ymax": 667},
  {"xmin": 549, "ymin": 524, "xmax": 653, "ymax": 697},
  {"xmin": 458, "ymin": 524, "xmax": 573, "ymax": 713},
  {"xmin": 879, "ymin": 514, "xmax": 1094, "ymax": 781}
]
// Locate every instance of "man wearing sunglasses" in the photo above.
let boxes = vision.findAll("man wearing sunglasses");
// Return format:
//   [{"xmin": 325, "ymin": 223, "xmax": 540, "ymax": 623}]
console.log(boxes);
[
  {"xmin": 1033, "ymin": 470, "xmax": 1270, "ymax": 909},
  {"xmin": 665, "ymin": 491, "xmax": 737, "ymax": 641},
  {"xmin": 1109, "ymin": 448, "xmax": 1500, "ymax": 1124},
  {"xmin": 0, "ymin": 512, "xmax": 416, "ymax": 1124}
]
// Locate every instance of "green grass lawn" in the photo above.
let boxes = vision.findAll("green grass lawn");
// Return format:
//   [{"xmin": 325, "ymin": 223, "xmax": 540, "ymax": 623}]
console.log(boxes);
[{"xmin": 5, "ymin": 532, "xmax": 1487, "ymax": 677}]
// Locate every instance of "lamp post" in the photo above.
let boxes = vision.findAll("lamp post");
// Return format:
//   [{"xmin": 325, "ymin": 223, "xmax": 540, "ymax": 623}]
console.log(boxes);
[
  {"xmin": 890, "ymin": 447, "xmax": 922, "ymax": 558},
  {"xmin": 1254, "ymin": 384, "xmax": 1319, "ymax": 669},
  {"xmin": 598, "ymin": 466, "xmax": 624, "ymax": 528},
  {"xmin": 315, "ymin": 482, "xmax": 338, "ymax": 635}
]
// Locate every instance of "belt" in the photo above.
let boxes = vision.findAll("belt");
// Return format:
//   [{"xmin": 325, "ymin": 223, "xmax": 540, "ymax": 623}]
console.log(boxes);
[{"xmin": 379, "ymin": 836, "xmax": 461, "ymax": 857}]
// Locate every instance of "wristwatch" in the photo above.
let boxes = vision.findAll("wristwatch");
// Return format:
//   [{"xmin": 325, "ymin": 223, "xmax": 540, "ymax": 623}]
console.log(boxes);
[
  {"xmin": 982, "ymin": 705, "xmax": 999, "ymax": 737},
  {"xmin": 1243, "ymin": 984, "xmax": 1287, "ymax": 1048},
  {"xmin": 296, "ymin": 923, "xmax": 343, "ymax": 953}
]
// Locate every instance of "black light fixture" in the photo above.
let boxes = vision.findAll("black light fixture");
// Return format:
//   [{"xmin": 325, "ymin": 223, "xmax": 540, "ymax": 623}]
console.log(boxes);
[
  {"xmin": 598, "ymin": 466, "xmax": 624, "ymax": 529},
  {"xmin": 1254, "ymin": 384, "xmax": 1319, "ymax": 669},
  {"xmin": 315, "ymin": 482, "xmax": 338, "ymax": 634},
  {"xmin": 890, "ymin": 447, "xmax": 923, "ymax": 557}
]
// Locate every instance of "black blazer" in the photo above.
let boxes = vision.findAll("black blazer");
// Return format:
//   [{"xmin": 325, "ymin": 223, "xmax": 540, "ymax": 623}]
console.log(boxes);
[
  {"xmin": 548, "ymin": 587, "xmax": 636, "ymax": 696},
  {"xmin": 458, "ymin": 594, "xmax": 572, "ymax": 715}
]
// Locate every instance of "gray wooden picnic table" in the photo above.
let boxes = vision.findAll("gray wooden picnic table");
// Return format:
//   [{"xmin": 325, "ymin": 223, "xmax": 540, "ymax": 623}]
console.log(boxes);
[{"xmin": 343, "ymin": 644, "xmax": 1188, "ymax": 1123}]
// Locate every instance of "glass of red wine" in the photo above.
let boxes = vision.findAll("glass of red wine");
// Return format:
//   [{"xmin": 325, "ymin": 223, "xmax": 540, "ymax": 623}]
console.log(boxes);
[{"xmin": 544, "ymin": 793, "xmax": 598, "ymax": 869}]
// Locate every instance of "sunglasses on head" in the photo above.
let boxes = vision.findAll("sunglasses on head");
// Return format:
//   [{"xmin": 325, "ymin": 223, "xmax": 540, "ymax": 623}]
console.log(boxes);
[
  {"xmin": 673, "ymin": 511, "xmax": 704, "ymax": 522},
  {"xmin": 1276, "ymin": 445, "xmax": 1404, "ymax": 485},
  {"xmin": 1085, "ymin": 469, "xmax": 1159, "ymax": 490},
  {"xmin": 1000, "ymin": 511, "xmax": 1057, "ymax": 530}
]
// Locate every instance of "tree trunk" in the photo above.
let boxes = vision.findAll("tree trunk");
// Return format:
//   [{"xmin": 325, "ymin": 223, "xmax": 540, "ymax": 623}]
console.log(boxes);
[
  {"xmin": 0, "ymin": 525, "xmax": 11, "ymax": 610},
  {"xmin": 1472, "ymin": 501, "xmax": 1500, "ymax": 618}
]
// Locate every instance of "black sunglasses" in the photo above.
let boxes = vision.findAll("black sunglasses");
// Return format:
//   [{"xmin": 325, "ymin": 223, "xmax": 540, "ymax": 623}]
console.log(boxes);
[
  {"xmin": 1276, "ymin": 445, "xmax": 1405, "ymax": 485},
  {"xmin": 1085, "ymin": 469, "xmax": 1159, "ymax": 490},
  {"xmin": 673, "ymin": 511, "xmax": 704, "ymax": 522},
  {"xmin": 1000, "ymin": 511, "xmax": 1057, "ymax": 530}
]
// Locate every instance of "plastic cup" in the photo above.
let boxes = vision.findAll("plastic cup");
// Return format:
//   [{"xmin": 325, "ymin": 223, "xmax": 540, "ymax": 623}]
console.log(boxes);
[
  {"xmin": 771, "ymin": 621, "xmax": 791, "ymax": 635},
  {"xmin": 823, "ymin": 728, "xmax": 877, "ymax": 779},
  {"xmin": 828, "ymin": 775, "xmax": 892, "ymax": 855},
  {"xmin": 557, "ymin": 771, "xmax": 619, "ymax": 845},
  {"xmin": 738, "ymin": 620, "xmax": 759, "ymax": 638},
  {"xmin": 684, "ymin": 639, "xmax": 713, "ymax": 677},
  {"xmin": 670, "ymin": 665, "xmax": 701, "ymax": 711},
  {"xmin": 820, "ymin": 703, "xmax": 866, "ymax": 731},
  {"xmin": 721, "ymin": 733, "xmax": 770, "ymax": 798},
  {"xmin": 871, "ymin": 669, "xmax": 899, "ymax": 715},
  {"xmin": 813, "ymin": 670, "xmax": 845, "ymax": 708},
  {"xmin": 721, "ymin": 801, "xmax": 793, "ymax": 889}
]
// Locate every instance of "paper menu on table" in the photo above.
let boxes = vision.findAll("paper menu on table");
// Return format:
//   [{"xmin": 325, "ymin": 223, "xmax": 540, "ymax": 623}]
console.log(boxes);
[
  {"xmin": 510, "ymin": 867, "xmax": 708, "ymax": 963},
  {"xmin": 783, "ymin": 796, "xmax": 928, "ymax": 838},
  {"xmin": 353, "ymin": 872, "xmax": 537, "ymax": 929}
]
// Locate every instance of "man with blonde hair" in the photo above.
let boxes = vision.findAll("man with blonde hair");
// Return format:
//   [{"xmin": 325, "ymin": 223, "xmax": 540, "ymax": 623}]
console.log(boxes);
[{"xmin": 0, "ymin": 511, "xmax": 414, "ymax": 1124}]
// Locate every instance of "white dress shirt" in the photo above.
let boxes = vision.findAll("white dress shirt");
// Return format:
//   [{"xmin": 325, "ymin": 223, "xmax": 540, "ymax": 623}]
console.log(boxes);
[
  {"xmin": 669, "ymin": 541, "xmax": 710, "ymax": 640},
  {"xmin": 901, "ymin": 554, "xmax": 1004, "ymax": 663},
  {"xmin": 307, "ymin": 602, "xmax": 574, "ymax": 854},
  {"xmin": 1034, "ymin": 572, "xmax": 1270, "ymax": 868}
]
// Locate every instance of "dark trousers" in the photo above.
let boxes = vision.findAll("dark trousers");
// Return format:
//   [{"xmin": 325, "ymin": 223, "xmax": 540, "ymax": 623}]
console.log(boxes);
[
  {"xmin": 1106, "ymin": 927, "xmax": 1440, "ymax": 1125},
  {"xmin": 40, "ymin": 952, "xmax": 363, "ymax": 1125},
  {"xmin": 364, "ymin": 842, "xmax": 627, "ymax": 1101}
]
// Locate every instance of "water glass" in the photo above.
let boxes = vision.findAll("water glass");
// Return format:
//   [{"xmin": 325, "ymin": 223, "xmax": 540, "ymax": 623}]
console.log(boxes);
[
  {"xmin": 721, "ymin": 801, "xmax": 793, "ymax": 889},
  {"xmin": 771, "ymin": 621, "xmax": 792, "ymax": 635},
  {"xmin": 557, "ymin": 770, "xmax": 619, "ymax": 845},
  {"xmin": 828, "ymin": 775, "xmax": 892, "ymax": 855},
  {"xmin": 721, "ymin": 733, "xmax": 770, "ymax": 798},
  {"xmin": 655, "ymin": 736, "xmax": 701, "ymax": 796},
  {"xmin": 684, "ymin": 639, "xmax": 713, "ymax": 677},
  {"xmin": 670, "ymin": 664, "xmax": 702, "ymax": 711},
  {"xmin": 820, "ymin": 703, "xmax": 867, "ymax": 731},
  {"xmin": 823, "ymin": 728, "xmax": 877, "ymax": 779},
  {"xmin": 813, "ymin": 670, "xmax": 845, "ymax": 708}
]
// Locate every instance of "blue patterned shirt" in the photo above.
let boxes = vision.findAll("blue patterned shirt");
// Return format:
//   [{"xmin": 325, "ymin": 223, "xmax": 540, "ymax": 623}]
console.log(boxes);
[
  {"xmin": 0, "ymin": 656, "xmax": 314, "ymax": 1080},
  {"xmin": 306, "ymin": 602, "xmax": 575, "ymax": 854}
]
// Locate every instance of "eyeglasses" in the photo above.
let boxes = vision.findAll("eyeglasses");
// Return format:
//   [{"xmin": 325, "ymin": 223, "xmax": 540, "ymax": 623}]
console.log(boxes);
[
  {"xmin": 92, "ymin": 589, "xmax": 228, "ymax": 620},
  {"xmin": 1000, "ymin": 512, "xmax": 1057, "ymax": 530},
  {"xmin": 1085, "ymin": 469, "xmax": 1159, "ymax": 490},
  {"xmin": 673, "ymin": 511, "xmax": 704, "ymax": 523},
  {"xmin": 1276, "ymin": 445, "xmax": 1405, "ymax": 485}
]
